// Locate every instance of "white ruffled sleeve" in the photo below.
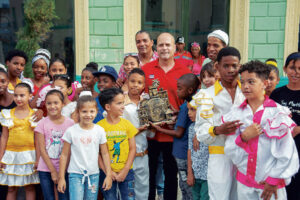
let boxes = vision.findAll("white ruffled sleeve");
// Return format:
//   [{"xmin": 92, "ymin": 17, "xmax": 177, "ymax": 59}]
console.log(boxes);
[
  {"xmin": 264, "ymin": 105, "xmax": 299, "ymax": 185},
  {"xmin": 0, "ymin": 109, "xmax": 14, "ymax": 128},
  {"xmin": 264, "ymin": 106, "xmax": 296, "ymax": 139},
  {"xmin": 266, "ymin": 125, "xmax": 299, "ymax": 186}
]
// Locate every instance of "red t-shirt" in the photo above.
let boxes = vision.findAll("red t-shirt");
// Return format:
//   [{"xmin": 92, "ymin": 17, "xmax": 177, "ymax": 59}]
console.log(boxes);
[{"xmin": 142, "ymin": 59, "xmax": 191, "ymax": 142}]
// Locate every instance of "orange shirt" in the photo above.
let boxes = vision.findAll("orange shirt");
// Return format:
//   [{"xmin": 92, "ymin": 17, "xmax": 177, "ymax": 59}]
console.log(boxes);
[{"xmin": 174, "ymin": 51, "xmax": 193, "ymax": 68}]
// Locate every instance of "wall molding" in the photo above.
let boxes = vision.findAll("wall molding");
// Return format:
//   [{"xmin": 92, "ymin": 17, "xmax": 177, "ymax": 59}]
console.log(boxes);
[
  {"xmin": 124, "ymin": 0, "xmax": 141, "ymax": 53},
  {"xmin": 284, "ymin": 0, "xmax": 300, "ymax": 61},
  {"xmin": 229, "ymin": 0, "xmax": 250, "ymax": 63},
  {"xmin": 74, "ymin": 0, "xmax": 89, "ymax": 75}
]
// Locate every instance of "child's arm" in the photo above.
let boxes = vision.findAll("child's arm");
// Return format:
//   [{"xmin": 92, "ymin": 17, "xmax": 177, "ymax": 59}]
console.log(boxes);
[
  {"xmin": 98, "ymin": 154, "xmax": 105, "ymax": 172},
  {"xmin": 292, "ymin": 126, "xmax": 300, "ymax": 138},
  {"xmin": 0, "ymin": 127, "xmax": 8, "ymax": 169},
  {"xmin": 100, "ymin": 143, "xmax": 112, "ymax": 191},
  {"xmin": 115, "ymin": 137, "xmax": 136, "ymax": 182},
  {"xmin": 36, "ymin": 132, "xmax": 59, "ymax": 183},
  {"xmin": 187, "ymin": 149, "xmax": 195, "ymax": 186},
  {"xmin": 57, "ymin": 142, "xmax": 71, "ymax": 193},
  {"xmin": 150, "ymin": 122, "xmax": 185, "ymax": 138},
  {"xmin": 99, "ymin": 153, "xmax": 117, "ymax": 180},
  {"xmin": 136, "ymin": 125, "xmax": 148, "ymax": 136},
  {"xmin": 34, "ymin": 132, "xmax": 40, "ymax": 170}
]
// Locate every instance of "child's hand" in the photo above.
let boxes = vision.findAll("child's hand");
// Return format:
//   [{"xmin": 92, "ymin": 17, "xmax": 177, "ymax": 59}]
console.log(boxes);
[
  {"xmin": 193, "ymin": 135, "xmax": 200, "ymax": 151},
  {"xmin": 102, "ymin": 175, "xmax": 112, "ymax": 191},
  {"xmin": 111, "ymin": 171, "xmax": 118, "ymax": 181},
  {"xmin": 33, "ymin": 162, "xmax": 38, "ymax": 170},
  {"xmin": 216, "ymin": 120, "xmax": 243, "ymax": 135},
  {"xmin": 149, "ymin": 122, "xmax": 161, "ymax": 132},
  {"xmin": 138, "ymin": 125, "xmax": 148, "ymax": 132},
  {"xmin": 57, "ymin": 178, "xmax": 66, "ymax": 193},
  {"xmin": 115, "ymin": 169, "xmax": 129, "ymax": 182},
  {"xmin": 51, "ymin": 171, "xmax": 59, "ymax": 184},
  {"xmin": 116, "ymin": 78, "xmax": 124, "ymax": 88},
  {"xmin": 187, "ymin": 171, "xmax": 195, "ymax": 186},
  {"xmin": 241, "ymin": 123, "xmax": 263, "ymax": 142},
  {"xmin": 0, "ymin": 163, "xmax": 6, "ymax": 170},
  {"xmin": 260, "ymin": 181, "xmax": 278, "ymax": 200},
  {"xmin": 41, "ymin": 76, "xmax": 50, "ymax": 86},
  {"xmin": 32, "ymin": 109, "xmax": 43, "ymax": 122}
]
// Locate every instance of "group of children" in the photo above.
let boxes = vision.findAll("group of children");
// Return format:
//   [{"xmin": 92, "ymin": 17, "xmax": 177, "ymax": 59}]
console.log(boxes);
[{"xmin": 0, "ymin": 44, "xmax": 299, "ymax": 200}]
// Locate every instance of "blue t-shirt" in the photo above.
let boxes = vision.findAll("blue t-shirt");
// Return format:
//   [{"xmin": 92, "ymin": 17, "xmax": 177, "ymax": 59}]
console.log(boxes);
[
  {"xmin": 172, "ymin": 102, "xmax": 192, "ymax": 159},
  {"xmin": 93, "ymin": 97, "xmax": 105, "ymax": 123}
]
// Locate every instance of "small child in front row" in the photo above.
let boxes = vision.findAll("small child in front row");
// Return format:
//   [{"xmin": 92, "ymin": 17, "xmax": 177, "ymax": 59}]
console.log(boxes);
[
  {"xmin": 200, "ymin": 62, "xmax": 217, "ymax": 88},
  {"xmin": 122, "ymin": 68, "xmax": 152, "ymax": 199},
  {"xmin": 151, "ymin": 73, "xmax": 200, "ymax": 200},
  {"xmin": 58, "ymin": 95, "xmax": 112, "ymax": 199},
  {"xmin": 35, "ymin": 89, "xmax": 75, "ymax": 199},
  {"xmin": 0, "ymin": 83, "xmax": 39, "ymax": 200},
  {"xmin": 223, "ymin": 60, "xmax": 299, "ymax": 200},
  {"xmin": 97, "ymin": 88, "xmax": 137, "ymax": 200},
  {"xmin": 187, "ymin": 99, "xmax": 209, "ymax": 200}
]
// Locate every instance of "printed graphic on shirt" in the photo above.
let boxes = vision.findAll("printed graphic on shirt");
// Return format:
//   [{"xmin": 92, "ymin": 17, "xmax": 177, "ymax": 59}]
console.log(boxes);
[
  {"xmin": 280, "ymin": 100, "xmax": 300, "ymax": 115},
  {"xmin": 72, "ymin": 135, "xmax": 98, "ymax": 146},
  {"xmin": 110, "ymin": 139, "xmax": 125, "ymax": 163},
  {"xmin": 106, "ymin": 131, "xmax": 128, "ymax": 165},
  {"xmin": 47, "ymin": 130, "xmax": 63, "ymax": 159}
]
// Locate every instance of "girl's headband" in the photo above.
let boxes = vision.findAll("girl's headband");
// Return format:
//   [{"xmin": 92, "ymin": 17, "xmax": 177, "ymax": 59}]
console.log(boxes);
[
  {"xmin": 124, "ymin": 52, "xmax": 138, "ymax": 59},
  {"xmin": 191, "ymin": 42, "xmax": 200, "ymax": 48},
  {"xmin": 32, "ymin": 49, "xmax": 51, "ymax": 67},
  {"xmin": 266, "ymin": 60, "xmax": 277, "ymax": 67}
]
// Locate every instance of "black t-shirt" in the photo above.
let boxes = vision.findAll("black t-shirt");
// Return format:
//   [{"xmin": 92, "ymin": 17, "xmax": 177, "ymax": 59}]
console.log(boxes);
[
  {"xmin": 270, "ymin": 86, "xmax": 300, "ymax": 151},
  {"xmin": 0, "ymin": 101, "xmax": 16, "ymax": 135}
]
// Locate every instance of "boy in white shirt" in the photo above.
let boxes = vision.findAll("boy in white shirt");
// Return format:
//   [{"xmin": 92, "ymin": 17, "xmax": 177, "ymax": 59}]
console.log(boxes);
[
  {"xmin": 122, "ymin": 68, "xmax": 152, "ymax": 199},
  {"xmin": 223, "ymin": 60, "xmax": 299, "ymax": 200}
]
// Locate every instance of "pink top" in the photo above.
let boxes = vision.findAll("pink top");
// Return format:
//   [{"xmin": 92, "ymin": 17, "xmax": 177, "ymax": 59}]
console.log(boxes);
[
  {"xmin": 192, "ymin": 55, "xmax": 206, "ymax": 75},
  {"xmin": 35, "ymin": 116, "xmax": 75, "ymax": 172}
]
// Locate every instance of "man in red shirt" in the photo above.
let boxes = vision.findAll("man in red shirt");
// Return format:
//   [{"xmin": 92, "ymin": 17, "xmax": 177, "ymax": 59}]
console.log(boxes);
[
  {"xmin": 174, "ymin": 36, "xmax": 193, "ymax": 70},
  {"xmin": 142, "ymin": 32, "xmax": 191, "ymax": 200}
]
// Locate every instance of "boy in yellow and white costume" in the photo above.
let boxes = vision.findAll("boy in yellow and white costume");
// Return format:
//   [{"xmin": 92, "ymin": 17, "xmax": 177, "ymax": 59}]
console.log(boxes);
[
  {"xmin": 194, "ymin": 47, "xmax": 245, "ymax": 200},
  {"xmin": 0, "ymin": 107, "xmax": 39, "ymax": 186}
]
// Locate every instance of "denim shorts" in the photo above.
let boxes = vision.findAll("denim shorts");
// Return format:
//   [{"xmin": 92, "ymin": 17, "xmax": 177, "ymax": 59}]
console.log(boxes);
[{"xmin": 68, "ymin": 172, "xmax": 99, "ymax": 200}]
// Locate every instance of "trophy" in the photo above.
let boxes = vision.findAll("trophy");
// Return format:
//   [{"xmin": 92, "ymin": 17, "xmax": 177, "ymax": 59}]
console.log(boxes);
[{"xmin": 138, "ymin": 79, "xmax": 174, "ymax": 126}]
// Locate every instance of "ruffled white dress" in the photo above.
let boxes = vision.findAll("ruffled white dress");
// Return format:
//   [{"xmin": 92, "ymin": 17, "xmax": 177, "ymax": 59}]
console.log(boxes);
[{"xmin": 0, "ymin": 108, "xmax": 40, "ymax": 186}]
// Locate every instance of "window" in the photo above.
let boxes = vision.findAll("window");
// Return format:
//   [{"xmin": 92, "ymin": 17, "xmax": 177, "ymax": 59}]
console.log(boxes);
[
  {"xmin": 142, "ymin": 0, "xmax": 229, "ymax": 56},
  {"xmin": 0, "ymin": 0, "xmax": 75, "ymax": 77}
]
